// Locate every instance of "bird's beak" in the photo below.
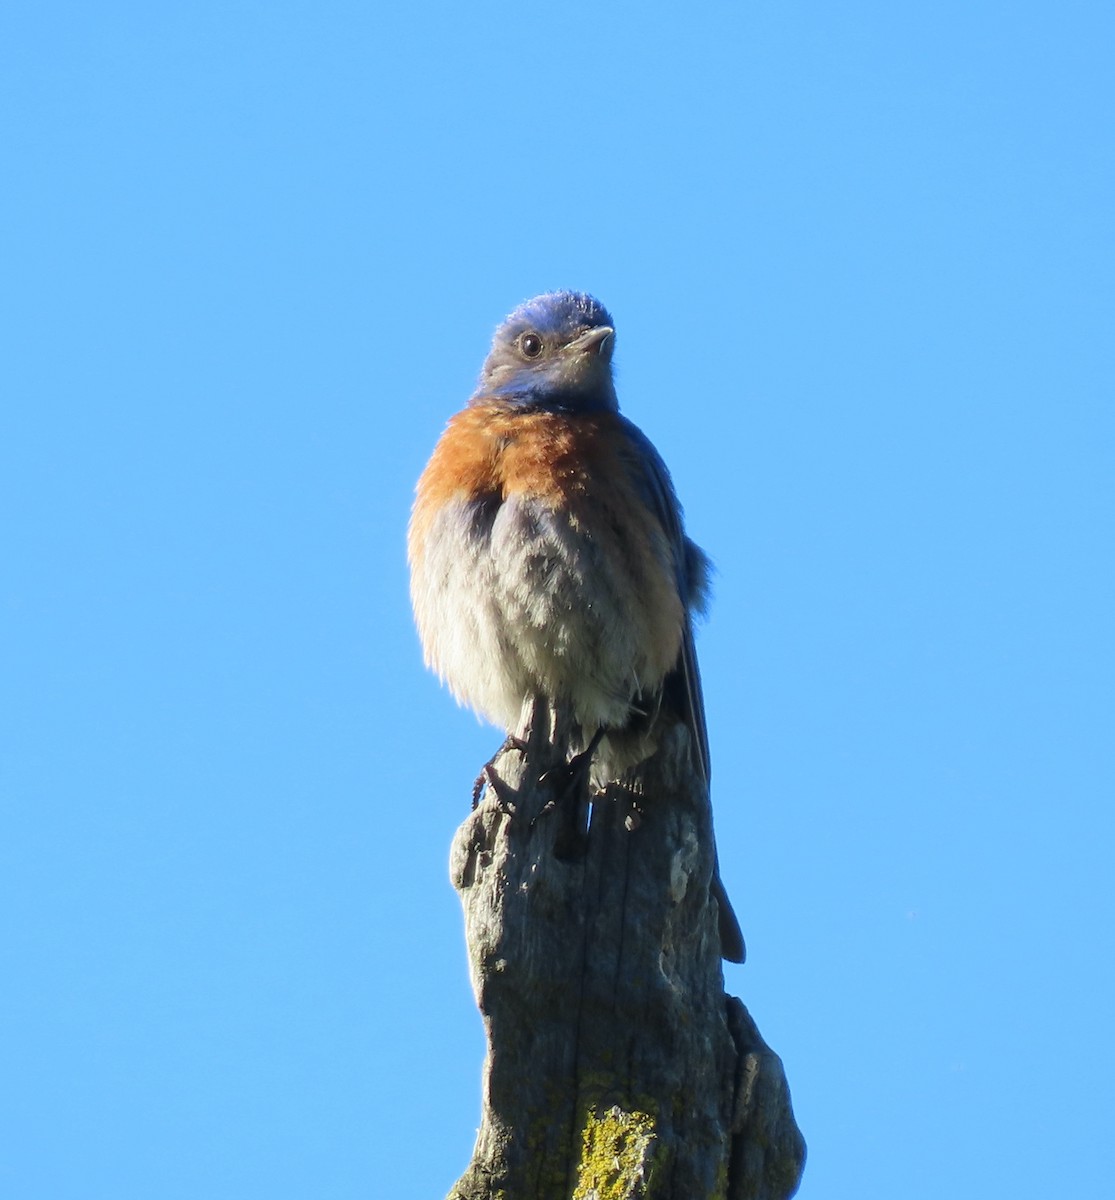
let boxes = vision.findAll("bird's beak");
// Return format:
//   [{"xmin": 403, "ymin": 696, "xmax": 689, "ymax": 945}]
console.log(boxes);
[{"xmin": 568, "ymin": 326, "xmax": 615, "ymax": 362}]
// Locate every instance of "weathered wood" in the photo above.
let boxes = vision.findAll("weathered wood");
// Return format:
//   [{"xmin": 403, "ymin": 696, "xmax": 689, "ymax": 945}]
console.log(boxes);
[{"xmin": 448, "ymin": 721, "xmax": 805, "ymax": 1200}]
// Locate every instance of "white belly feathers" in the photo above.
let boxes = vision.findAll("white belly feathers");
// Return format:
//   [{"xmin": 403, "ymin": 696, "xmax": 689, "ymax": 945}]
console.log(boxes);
[{"xmin": 411, "ymin": 491, "xmax": 679, "ymax": 739}]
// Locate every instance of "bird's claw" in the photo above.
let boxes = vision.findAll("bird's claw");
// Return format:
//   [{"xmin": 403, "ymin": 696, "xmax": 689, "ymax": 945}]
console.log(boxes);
[
  {"xmin": 473, "ymin": 763, "xmax": 517, "ymax": 813},
  {"xmin": 471, "ymin": 734, "xmax": 530, "ymax": 809},
  {"xmin": 531, "ymin": 743, "xmax": 600, "ymax": 859}
]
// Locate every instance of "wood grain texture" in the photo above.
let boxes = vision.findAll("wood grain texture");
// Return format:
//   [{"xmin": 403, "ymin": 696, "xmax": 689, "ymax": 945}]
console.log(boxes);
[{"xmin": 446, "ymin": 718, "xmax": 805, "ymax": 1200}]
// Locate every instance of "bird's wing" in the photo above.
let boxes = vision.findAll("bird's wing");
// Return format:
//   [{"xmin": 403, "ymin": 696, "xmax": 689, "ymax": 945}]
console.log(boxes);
[
  {"xmin": 616, "ymin": 417, "xmax": 746, "ymax": 963},
  {"xmin": 615, "ymin": 417, "xmax": 712, "ymax": 783}
]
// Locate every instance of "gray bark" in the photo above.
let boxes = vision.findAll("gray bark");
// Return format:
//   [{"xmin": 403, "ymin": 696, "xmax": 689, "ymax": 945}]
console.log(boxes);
[{"xmin": 447, "ymin": 719, "xmax": 805, "ymax": 1200}]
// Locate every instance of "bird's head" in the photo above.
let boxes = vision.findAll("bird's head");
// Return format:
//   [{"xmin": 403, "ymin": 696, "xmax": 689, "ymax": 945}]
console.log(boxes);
[{"xmin": 472, "ymin": 291, "xmax": 617, "ymax": 412}]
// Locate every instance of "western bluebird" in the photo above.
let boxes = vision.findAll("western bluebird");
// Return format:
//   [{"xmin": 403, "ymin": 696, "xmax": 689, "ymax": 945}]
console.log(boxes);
[{"xmin": 408, "ymin": 291, "xmax": 745, "ymax": 963}]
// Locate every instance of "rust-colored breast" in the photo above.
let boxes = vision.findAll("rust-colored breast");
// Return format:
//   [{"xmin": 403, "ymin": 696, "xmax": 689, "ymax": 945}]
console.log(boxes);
[{"xmin": 410, "ymin": 404, "xmax": 630, "ymax": 550}]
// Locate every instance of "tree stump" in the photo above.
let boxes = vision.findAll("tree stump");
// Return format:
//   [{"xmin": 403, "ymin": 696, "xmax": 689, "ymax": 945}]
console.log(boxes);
[{"xmin": 447, "ymin": 720, "xmax": 805, "ymax": 1200}]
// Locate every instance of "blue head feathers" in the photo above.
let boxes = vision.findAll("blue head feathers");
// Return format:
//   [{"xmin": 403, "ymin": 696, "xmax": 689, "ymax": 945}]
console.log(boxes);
[{"xmin": 472, "ymin": 291, "xmax": 618, "ymax": 412}]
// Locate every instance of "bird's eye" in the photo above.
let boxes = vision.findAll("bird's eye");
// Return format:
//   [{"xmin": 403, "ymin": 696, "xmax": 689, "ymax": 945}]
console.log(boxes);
[{"xmin": 519, "ymin": 333, "xmax": 543, "ymax": 359}]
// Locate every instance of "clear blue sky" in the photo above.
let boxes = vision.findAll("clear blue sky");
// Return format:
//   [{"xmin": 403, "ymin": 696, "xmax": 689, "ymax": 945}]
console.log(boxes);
[{"xmin": 2, "ymin": 3, "xmax": 1111, "ymax": 1197}]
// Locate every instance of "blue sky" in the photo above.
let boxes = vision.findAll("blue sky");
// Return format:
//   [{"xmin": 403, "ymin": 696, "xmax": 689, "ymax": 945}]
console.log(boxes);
[{"xmin": 2, "ymin": 2, "xmax": 1111, "ymax": 1196}]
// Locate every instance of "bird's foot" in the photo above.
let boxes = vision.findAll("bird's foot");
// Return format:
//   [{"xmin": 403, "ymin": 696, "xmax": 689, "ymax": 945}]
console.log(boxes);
[
  {"xmin": 536, "ymin": 743, "xmax": 596, "ymax": 808},
  {"xmin": 471, "ymin": 734, "xmax": 530, "ymax": 809},
  {"xmin": 532, "ymin": 731, "xmax": 605, "ymax": 859},
  {"xmin": 474, "ymin": 763, "xmax": 518, "ymax": 813}
]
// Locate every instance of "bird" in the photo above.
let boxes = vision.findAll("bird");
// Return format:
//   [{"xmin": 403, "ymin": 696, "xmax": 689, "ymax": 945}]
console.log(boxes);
[{"xmin": 408, "ymin": 291, "xmax": 745, "ymax": 963}]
